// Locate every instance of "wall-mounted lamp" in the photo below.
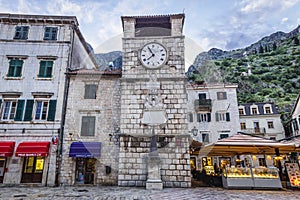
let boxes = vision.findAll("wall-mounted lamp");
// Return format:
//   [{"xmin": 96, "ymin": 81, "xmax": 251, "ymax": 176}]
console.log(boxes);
[
  {"xmin": 109, "ymin": 126, "xmax": 120, "ymax": 145},
  {"xmin": 191, "ymin": 127, "xmax": 198, "ymax": 136}
]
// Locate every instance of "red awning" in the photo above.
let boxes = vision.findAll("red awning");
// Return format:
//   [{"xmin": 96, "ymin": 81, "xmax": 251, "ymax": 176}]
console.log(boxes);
[
  {"xmin": 15, "ymin": 142, "xmax": 50, "ymax": 157},
  {"xmin": 0, "ymin": 141, "xmax": 15, "ymax": 157}
]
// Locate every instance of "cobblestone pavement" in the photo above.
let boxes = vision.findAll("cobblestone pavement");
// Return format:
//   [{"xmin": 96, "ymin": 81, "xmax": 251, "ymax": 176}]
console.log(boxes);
[{"xmin": 1, "ymin": 186, "xmax": 300, "ymax": 200}]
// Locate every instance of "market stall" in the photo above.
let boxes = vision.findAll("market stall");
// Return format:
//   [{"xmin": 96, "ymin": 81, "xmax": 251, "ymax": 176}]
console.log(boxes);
[{"xmin": 198, "ymin": 133, "xmax": 296, "ymax": 189}]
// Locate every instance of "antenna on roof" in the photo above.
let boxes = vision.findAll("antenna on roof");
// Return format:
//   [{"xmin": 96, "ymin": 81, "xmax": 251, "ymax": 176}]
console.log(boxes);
[{"xmin": 183, "ymin": 8, "xmax": 185, "ymax": 13}]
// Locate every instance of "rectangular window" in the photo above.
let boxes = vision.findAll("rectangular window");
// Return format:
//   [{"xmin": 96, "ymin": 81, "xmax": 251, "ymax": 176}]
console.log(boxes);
[
  {"xmin": 197, "ymin": 113, "xmax": 211, "ymax": 122},
  {"xmin": 251, "ymin": 108, "xmax": 258, "ymax": 115},
  {"xmin": 84, "ymin": 84, "xmax": 97, "ymax": 99},
  {"xmin": 267, "ymin": 121, "xmax": 274, "ymax": 129},
  {"xmin": 81, "ymin": 116, "xmax": 96, "ymax": 136},
  {"xmin": 198, "ymin": 93, "xmax": 206, "ymax": 100},
  {"xmin": 258, "ymin": 158, "xmax": 266, "ymax": 167},
  {"xmin": 7, "ymin": 59, "xmax": 23, "ymax": 77},
  {"xmin": 34, "ymin": 101, "xmax": 49, "ymax": 120},
  {"xmin": 240, "ymin": 122, "xmax": 246, "ymax": 130},
  {"xmin": 1, "ymin": 100, "xmax": 17, "ymax": 120},
  {"xmin": 239, "ymin": 108, "xmax": 245, "ymax": 115},
  {"xmin": 217, "ymin": 92, "xmax": 227, "ymax": 100},
  {"xmin": 220, "ymin": 134, "xmax": 229, "ymax": 139},
  {"xmin": 14, "ymin": 26, "xmax": 29, "ymax": 40},
  {"xmin": 265, "ymin": 107, "xmax": 271, "ymax": 114},
  {"xmin": 202, "ymin": 134, "xmax": 209, "ymax": 143},
  {"xmin": 38, "ymin": 61, "xmax": 53, "ymax": 78},
  {"xmin": 216, "ymin": 112, "xmax": 230, "ymax": 122},
  {"xmin": 44, "ymin": 27, "xmax": 58, "ymax": 40}
]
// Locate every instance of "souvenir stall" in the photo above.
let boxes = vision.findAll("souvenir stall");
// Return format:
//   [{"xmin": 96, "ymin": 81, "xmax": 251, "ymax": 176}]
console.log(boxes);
[{"xmin": 199, "ymin": 133, "xmax": 296, "ymax": 189}]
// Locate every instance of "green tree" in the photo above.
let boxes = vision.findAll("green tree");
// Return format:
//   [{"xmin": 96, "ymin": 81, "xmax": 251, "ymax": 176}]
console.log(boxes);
[{"xmin": 294, "ymin": 37, "xmax": 300, "ymax": 46}]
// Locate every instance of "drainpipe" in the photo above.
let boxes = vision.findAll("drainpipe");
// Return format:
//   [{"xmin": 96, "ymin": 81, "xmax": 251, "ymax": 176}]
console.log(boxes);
[{"xmin": 55, "ymin": 22, "xmax": 75, "ymax": 186}]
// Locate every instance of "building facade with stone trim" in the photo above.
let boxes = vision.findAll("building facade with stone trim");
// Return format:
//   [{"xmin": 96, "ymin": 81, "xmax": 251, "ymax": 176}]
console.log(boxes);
[
  {"xmin": 118, "ymin": 14, "xmax": 191, "ymax": 188},
  {"xmin": 0, "ymin": 13, "xmax": 95, "ymax": 186},
  {"xmin": 59, "ymin": 69, "xmax": 121, "ymax": 186},
  {"xmin": 187, "ymin": 83, "xmax": 240, "ymax": 171},
  {"xmin": 239, "ymin": 102, "xmax": 285, "ymax": 140}
]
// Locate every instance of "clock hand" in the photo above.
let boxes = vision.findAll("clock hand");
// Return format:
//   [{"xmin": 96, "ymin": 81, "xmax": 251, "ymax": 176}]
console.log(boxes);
[{"xmin": 148, "ymin": 47, "xmax": 154, "ymax": 54}]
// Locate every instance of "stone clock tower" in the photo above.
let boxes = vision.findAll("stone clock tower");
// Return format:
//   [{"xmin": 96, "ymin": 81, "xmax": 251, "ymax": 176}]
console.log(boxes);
[{"xmin": 118, "ymin": 14, "xmax": 191, "ymax": 188}]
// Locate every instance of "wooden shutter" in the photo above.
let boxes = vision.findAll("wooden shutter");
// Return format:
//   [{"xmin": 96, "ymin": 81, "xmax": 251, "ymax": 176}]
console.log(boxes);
[
  {"xmin": 226, "ymin": 112, "xmax": 230, "ymax": 121},
  {"xmin": 14, "ymin": 99, "xmax": 25, "ymax": 121},
  {"xmin": 188, "ymin": 113, "xmax": 193, "ymax": 122},
  {"xmin": 38, "ymin": 61, "xmax": 46, "ymax": 77},
  {"xmin": 215, "ymin": 113, "xmax": 219, "ymax": 121},
  {"xmin": 47, "ymin": 100, "xmax": 57, "ymax": 121},
  {"xmin": 207, "ymin": 113, "xmax": 211, "ymax": 122},
  {"xmin": 24, "ymin": 100, "xmax": 34, "ymax": 121},
  {"xmin": 197, "ymin": 113, "xmax": 200, "ymax": 122},
  {"xmin": 88, "ymin": 117, "xmax": 95, "ymax": 136}
]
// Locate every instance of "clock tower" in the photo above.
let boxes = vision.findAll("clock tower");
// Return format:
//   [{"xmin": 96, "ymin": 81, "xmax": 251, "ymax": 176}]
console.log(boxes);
[{"xmin": 119, "ymin": 14, "xmax": 191, "ymax": 188}]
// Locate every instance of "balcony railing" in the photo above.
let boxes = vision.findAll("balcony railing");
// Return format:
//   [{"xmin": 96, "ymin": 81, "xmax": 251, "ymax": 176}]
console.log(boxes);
[
  {"xmin": 194, "ymin": 99, "xmax": 212, "ymax": 111},
  {"xmin": 241, "ymin": 128, "xmax": 266, "ymax": 135}
]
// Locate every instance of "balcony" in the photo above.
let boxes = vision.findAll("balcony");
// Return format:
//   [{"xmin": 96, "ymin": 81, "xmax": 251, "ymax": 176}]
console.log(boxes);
[
  {"xmin": 194, "ymin": 99, "xmax": 212, "ymax": 111},
  {"xmin": 241, "ymin": 128, "xmax": 266, "ymax": 135}
]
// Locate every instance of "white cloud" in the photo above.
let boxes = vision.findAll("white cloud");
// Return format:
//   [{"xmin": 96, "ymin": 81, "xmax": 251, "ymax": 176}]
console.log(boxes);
[
  {"xmin": 281, "ymin": 17, "xmax": 289, "ymax": 24},
  {"xmin": 240, "ymin": 0, "xmax": 299, "ymax": 14}
]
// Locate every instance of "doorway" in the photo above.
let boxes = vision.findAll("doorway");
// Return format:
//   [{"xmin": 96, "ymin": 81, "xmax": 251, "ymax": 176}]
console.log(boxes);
[
  {"xmin": 75, "ymin": 158, "xmax": 95, "ymax": 184},
  {"xmin": 0, "ymin": 157, "xmax": 6, "ymax": 183},
  {"xmin": 21, "ymin": 156, "xmax": 45, "ymax": 183}
]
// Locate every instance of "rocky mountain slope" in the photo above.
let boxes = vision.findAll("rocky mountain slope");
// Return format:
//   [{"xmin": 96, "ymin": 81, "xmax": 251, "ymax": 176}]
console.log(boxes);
[{"xmin": 187, "ymin": 25, "xmax": 300, "ymax": 120}]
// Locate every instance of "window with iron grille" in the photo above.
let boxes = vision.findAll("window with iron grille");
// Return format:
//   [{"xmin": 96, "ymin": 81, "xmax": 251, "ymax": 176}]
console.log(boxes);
[
  {"xmin": 7, "ymin": 59, "xmax": 23, "ymax": 77},
  {"xmin": 38, "ymin": 60, "xmax": 53, "ymax": 78},
  {"xmin": 44, "ymin": 27, "xmax": 58, "ymax": 40},
  {"xmin": 14, "ymin": 26, "xmax": 29, "ymax": 40}
]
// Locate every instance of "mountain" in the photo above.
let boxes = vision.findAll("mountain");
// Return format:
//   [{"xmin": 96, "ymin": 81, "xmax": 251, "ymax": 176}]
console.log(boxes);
[
  {"xmin": 94, "ymin": 51, "xmax": 122, "ymax": 70},
  {"xmin": 188, "ymin": 25, "xmax": 300, "ymax": 120}
]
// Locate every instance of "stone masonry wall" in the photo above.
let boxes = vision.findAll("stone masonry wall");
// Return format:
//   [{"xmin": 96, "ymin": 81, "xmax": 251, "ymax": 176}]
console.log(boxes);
[{"xmin": 60, "ymin": 73, "xmax": 121, "ymax": 186}]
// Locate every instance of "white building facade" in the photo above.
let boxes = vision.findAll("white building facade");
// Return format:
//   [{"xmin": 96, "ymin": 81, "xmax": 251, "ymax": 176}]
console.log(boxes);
[
  {"xmin": 187, "ymin": 84, "xmax": 240, "ymax": 144},
  {"xmin": 238, "ymin": 102, "xmax": 285, "ymax": 140},
  {"xmin": 0, "ymin": 13, "xmax": 95, "ymax": 186}
]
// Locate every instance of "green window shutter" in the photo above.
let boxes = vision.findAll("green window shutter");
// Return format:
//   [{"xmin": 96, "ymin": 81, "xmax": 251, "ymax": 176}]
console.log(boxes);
[
  {"xmin": 14, "ymin": 99, "xmax": 25, "ymax": 121},
  {"xmin": 24, "ymin": 100, "xmax": 34, "ymax": 121},
  {"xmin": 47, "ymin": 100, "xmax": 57, "ymax": 121},
  {"xmin": 197, "ymin": 113, "xmax": 200, "ymax": 122},
  {"xmin": 226, "ymin": 112, "xmax": 230, "ymax": 121},
  {"xmin": 38, "ymin": 61, "xmax": 46, "ymax": 77},
  {"xmin": 207, "ymin": 113, "xmax": 211, "ymax": 122},
  {"xmin": 0, "ymin": 99, "xmax": 2, "ymax": 108},
  {"xmin": 215, "ymin": 113, "xmax": 219, "ymax": 122}
]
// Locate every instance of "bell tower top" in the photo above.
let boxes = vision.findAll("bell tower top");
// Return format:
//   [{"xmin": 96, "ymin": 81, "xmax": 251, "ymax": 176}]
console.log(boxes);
[{"xmin": 121, "ymin": 13, "xmax": 185, "ymax": 38}]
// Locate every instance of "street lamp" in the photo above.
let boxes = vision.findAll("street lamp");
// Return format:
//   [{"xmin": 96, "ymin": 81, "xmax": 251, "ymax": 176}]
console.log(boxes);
[{"xmin": 191, "ymin": 127, "xmax": 198, "ymax": 136}]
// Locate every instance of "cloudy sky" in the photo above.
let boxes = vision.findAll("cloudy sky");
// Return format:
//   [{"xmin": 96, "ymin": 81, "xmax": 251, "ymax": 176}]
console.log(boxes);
[{"xmin": 1, "ymin": 0, "xmax": 300, "ymax": 66}]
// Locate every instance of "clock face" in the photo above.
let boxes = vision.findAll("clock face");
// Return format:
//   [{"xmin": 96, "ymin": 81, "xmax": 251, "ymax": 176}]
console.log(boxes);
[{"xmin": 140, "ymin": 42, "xmax": 167, "ymax": 69}]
